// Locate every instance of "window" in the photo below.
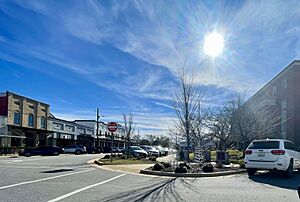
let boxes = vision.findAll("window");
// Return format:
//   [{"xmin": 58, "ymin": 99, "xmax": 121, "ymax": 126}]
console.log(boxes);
[
  {"xmin": 28, "ymin": 113, "xmax": 34, "ymax": 127},
  {"xmin": 14, "ymin": 111, "xmax": 21, "ymax": 125},
  {"xmin": 282, "ymin": 78, "xmax": 287, "ymax": 89},
  {"xmin": 29, "ymin": 105, "xmax": 34, "ymax": 109},
  {"xmin": 281, "ymin": 99, "xmax": 287, "ymax": 138},
  {"xmin": 272, "ymin": 86, "xmax": 277, "ymax": 95},
  {"xmin": 248, "ymin": 141, "xmax": 280, "ymax": 149},
  {"xmin": 41, "ymin": 117, "xmax": 46, "ymax": 129},
  {"xmin": 14, "ymin": 101, "xmax": 20, "ymax": 105},
  {"xmin": 284, "ymin": 142, "xmax": 296, "ymax": 151}
]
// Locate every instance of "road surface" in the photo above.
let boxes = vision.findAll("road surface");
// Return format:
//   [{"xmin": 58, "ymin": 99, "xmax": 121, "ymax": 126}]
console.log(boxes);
[{"xmin": 0, "ymin": 154, "xmax": 299, "ymax": 202}]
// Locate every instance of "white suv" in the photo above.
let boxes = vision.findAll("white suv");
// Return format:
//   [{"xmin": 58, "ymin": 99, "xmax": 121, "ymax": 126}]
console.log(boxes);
[
  {"xmin": 244, "ymin": 139, "xmax": 300, "ymax": 177},
  {"xmin": 63, "ymin": 145, "xmax": 86, "ymax": 155}
]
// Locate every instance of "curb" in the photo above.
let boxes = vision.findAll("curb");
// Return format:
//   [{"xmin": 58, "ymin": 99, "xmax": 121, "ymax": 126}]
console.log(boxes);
[
  {"xmin": 140, "ymin": 168, "xmax": 246, "ymax": 177},
  {"xmin": 88, "ymin": 159, "xmax": 166, "ymax": 178},
  {"xmin": 93, "ymin": 160, "xmax": 104, "ymax": 166}
]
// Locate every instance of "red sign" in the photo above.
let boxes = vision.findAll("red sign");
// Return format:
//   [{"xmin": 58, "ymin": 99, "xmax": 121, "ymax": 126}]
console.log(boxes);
[{"xmin": 107, "ymin": 122, "xmax": 118, "ymax": 133}]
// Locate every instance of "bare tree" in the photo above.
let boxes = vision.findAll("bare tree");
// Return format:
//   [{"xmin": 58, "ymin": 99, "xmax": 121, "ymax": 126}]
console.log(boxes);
[
  {"xmin": 190, "ymin": 100, "xmax": 207, "ymax": 148},
  {"xmin": 171, "ymin": 66, "xmax": 205, "ymax": 161},
  {"xmin": 206, "ymin": 104, "xmax": 234, "ymax": 150},
  {"xmin": 224, "ymin": 93, "xmax": 283, "ymax": 150},
  {"xmin": 123, "ymin": 112, "xmax": 135, "ymax": 155}
]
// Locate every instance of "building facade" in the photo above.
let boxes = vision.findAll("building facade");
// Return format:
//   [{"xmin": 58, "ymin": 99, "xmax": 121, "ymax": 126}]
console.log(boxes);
[
  {"xmin": 48, "ymin": 116, "xmax": 95, "ymax": 148},
  {"xmin": 74, "ymin": 120, "xmax": 126, "ymax": 151},
  {"xmin": 0, "ymin": 91, "xmax": 127, "ymax": 149},
  {"xmin": 245, "ymin": 60, "xmax": 300, "ymax": 147},
  {"xmin": 0, "ymin": 91, "xmax": 50, "ymax": 147}
]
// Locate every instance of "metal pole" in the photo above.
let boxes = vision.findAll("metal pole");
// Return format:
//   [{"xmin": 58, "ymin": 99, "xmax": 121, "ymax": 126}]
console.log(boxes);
[
  {"xmin": 96, "ymin": 108, "xmax": 99, "ymax": 147},
  {"xmin": 110, "ymin": 133, "xmax": 113, "ymax": 162}
]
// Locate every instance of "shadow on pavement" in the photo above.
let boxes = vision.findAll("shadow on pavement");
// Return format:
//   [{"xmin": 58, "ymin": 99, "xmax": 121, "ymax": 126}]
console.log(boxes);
[
  {"xmin": 249, "ymin": 171, "xmax": 300, "ymax": 190},
  {"xmin": 41, "ymin": 168, "xmax": 74, "ymax": 173}
]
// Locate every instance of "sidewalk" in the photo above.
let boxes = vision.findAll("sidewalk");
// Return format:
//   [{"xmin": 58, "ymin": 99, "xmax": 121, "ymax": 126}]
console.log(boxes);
[
  {"xmin": 102, "ymin": 164, "xmax": 153, "ymax": 174},
  {"xmin": 0, "ymin": 154, "xmax": 18, "ymax": 158},
  {"xmin": 157, "ymin": 153, "xmax": 176, "ymax": 163},
  {"xmin": 97, "ymin": 154, "xmax": 176, "ymax": 174}
]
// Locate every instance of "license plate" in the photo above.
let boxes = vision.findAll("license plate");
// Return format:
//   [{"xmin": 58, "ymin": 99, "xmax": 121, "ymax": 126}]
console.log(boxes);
[{"xmin": 258, "ymin": 152, "xmax": 265, "ymax": 157}]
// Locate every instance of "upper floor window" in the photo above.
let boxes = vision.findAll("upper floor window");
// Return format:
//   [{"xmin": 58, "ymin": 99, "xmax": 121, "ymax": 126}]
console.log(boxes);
[
  {"xmin": 282, "ymin": 78, "xmax": 287, "ymax": 89},
  {"xmin": 272, "ymin": 86, "xmax": 277, "ymax": 95},
  {"xmin": 41, "ymin": 117, "xmax": 46, "ymax": 129},
  {"xmin": 28, "ymin": 113, "xmax": 34, "ymax": 127},
  {"xmin": 14, "ymin": 111, "xmax": 21, "ymax": 125}
]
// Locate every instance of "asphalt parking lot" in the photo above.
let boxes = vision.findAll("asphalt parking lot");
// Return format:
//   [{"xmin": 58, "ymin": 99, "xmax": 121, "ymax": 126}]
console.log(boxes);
[{"xmin": 0, "ymin": 154, "xmax": 299, "ymax": 202}]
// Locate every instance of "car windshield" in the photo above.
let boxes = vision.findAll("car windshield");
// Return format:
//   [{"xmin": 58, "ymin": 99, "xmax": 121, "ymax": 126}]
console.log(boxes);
[
  {"xmin": 248, "ymin": 141, "xmax": 280, "ymax": 149},
  {"xmin": 131, "ymin": 146, "xmax": 142, "ymax": 150}
]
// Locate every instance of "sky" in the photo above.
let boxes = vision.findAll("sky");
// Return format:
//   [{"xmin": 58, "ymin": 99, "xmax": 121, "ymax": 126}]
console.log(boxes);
[{"xmin": 1, "ymin": 0, "xmax": 300, "ymax": 136}]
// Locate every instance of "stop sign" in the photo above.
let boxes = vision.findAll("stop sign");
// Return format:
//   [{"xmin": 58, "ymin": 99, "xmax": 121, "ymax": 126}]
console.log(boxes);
[{"xmin": 107, "ymin": 122, "xmax": 118, "ymax": 133}]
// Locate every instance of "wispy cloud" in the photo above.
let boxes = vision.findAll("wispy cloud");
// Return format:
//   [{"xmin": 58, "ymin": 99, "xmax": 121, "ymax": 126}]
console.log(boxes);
[{"xmin": 2, "ymin": 0, "xmax": 300, "ymax": 134}]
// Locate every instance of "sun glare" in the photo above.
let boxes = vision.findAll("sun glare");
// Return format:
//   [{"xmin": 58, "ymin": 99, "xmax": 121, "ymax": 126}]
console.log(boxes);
[{"xmin": 203, "ymin": 32, "xmax": 224, "ymax": 57}]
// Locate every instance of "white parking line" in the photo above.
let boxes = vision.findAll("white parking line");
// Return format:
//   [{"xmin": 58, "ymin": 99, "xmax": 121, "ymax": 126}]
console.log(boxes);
[
  {"xmin": 0, "ymin": 168, "xmax": 95, "ymax": 190},
  {"xmin": 47, "ymin": 174, "xmax": 126, "ymax": 202},
  {"xmin": 0, "ymin": 165, "xmax": 54, "ymax": 169},
  {"xmin": 7, "ymin": 156, "xmax": 58, "ymax": 163}
]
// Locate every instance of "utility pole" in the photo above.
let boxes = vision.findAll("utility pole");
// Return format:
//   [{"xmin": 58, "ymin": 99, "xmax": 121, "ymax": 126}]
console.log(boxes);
[
  {"xmin": 96, "ymin": 108, "xmax": 100, "ymax": 147},
  {"xmin": 137, "ymin": 130, "xmax": 140, "ymax": 145}
]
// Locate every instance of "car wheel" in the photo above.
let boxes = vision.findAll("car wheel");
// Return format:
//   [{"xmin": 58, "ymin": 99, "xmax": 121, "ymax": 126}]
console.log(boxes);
[
  {"xmin": 25, "ymin": 152, "xmax": 31, "ymax": 157},
  {"xmin": 247, "ymin": 168, "xmax": 256, "ymax": 176},
  {"xmin": 75, "ymin": 150, "xmax": 81, "ymax": 155},
  {"xmin": 285, "ymin": 160, "xmax": 294, "ymax": 178}
]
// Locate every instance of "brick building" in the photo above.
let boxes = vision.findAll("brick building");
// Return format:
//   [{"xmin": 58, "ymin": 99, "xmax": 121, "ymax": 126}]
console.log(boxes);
[
  {"xmin": 245, "ymin": 60, "xmax": 300, "ymax": 147},
  {"xmin": 0, "ymin": 91, "xmax": 127, "ymax": 150},
  {"xmin": 0, "ymin": 91, "xmax": 50, "ymax": 147}
]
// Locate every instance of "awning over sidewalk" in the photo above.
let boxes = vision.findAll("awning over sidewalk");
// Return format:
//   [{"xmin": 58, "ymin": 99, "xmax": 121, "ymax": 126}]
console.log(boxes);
[{"xmin": 0, "ymin": 135, "xmax": 26, "ymax": 138}]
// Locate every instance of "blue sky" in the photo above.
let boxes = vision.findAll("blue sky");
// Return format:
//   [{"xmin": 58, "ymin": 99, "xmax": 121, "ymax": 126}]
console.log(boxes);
[{"xmin": 0, "ymin": 0, "xmax": 300, "ymax": 135}]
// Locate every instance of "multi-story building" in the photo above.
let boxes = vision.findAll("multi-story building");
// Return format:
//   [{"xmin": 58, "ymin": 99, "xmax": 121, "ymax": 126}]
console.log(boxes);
[
  {"xmin": 245, "ymin": 60, "xmax": 300, "ymax": 147},
  {"xmin": 74, "ymin": 120, "xmax": 126, "ymax": 150},
  {"xmin": 0, "ymin": 91, "xmax": 127, "ymax": 150},
  {"xmin": 0, "ymin": 91, "xmax": 50, "ymax": 147},
  {"xmin": 48, "ymin": 115, "xmax": 94, "ymax": 147}
]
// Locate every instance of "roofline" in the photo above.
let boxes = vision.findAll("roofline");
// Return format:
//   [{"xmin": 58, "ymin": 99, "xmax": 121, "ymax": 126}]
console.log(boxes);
[
  {"xmin": 246, "ymin": 60, "xmax": 300, "ymax": 104},
  {"xmin": 74, "ymin": 120, "xmax": 106, "ymax": 124},
  {"xmin": 3, "ymin": 91, "xmax": 50, "ymax": 106},
  {"xmin": 50, "ymin": 117, "xmax": 94, "ymax": 129}
]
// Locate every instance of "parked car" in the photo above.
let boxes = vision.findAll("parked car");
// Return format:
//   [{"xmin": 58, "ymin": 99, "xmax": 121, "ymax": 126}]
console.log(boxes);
[
  {"xmin": 111, "ymin": 147, "xmax": 122, "ymax": 153},
  {"xmin": 244, "ymin": 139, "xmax": 300, "ymax": 177},
  {"xmin": 86, "ymin": 146, "xmax": 101, "ymax": 154},
  {"xmin": 114, "ymin": 147, "xmax": 124, "ymax": 153},
  {"xmin": 140, "ymin": 145, "xmax": 160, "ymax": 157},
  {"xmin": 19, "ymin": 146, "xmax": 63, "ymax": 157},
  {"xmin": 155, "ymin": 146, "xmax": 167, "ymax": 156},
  {"xmin": 63, "ymin": 145, "xmax": 86, "ymax": 155},
  {"xmin": 127, "ymin": 146, "xmax": 148, "ymax": 158}
]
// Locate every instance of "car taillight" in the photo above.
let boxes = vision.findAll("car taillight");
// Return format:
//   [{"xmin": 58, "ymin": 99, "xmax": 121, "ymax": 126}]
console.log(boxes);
[
  {"xmin": 245, "ymin": 150, "xmax": 252, "ymax": 155},
  {"xmin": 271, "ymin": 150, "xmax": 285, "ymax": 155}
]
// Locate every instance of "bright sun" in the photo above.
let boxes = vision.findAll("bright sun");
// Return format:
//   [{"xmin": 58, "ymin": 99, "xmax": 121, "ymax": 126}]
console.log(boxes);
[{"xmin": 203, "ymin": 32, "xmax": 224, "ymax": 57}]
